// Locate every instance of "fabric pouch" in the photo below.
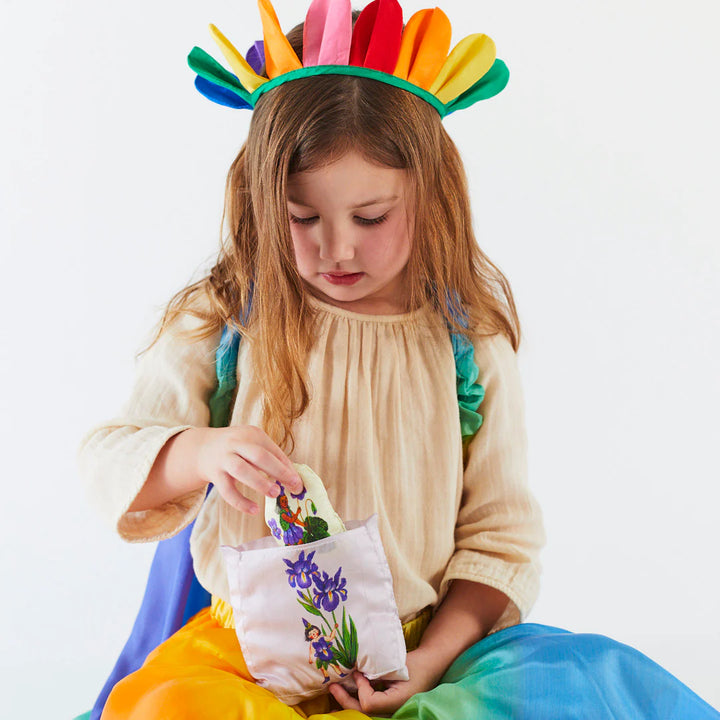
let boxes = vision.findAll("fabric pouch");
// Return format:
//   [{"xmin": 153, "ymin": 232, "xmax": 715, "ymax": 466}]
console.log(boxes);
[{"xmin": 221, "ymin": 514, "xmax": 408, "ymax": 705}]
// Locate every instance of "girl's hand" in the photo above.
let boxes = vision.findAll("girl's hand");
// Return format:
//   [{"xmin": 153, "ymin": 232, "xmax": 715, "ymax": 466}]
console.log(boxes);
[
  {"xmin": 328, "ymin": 648, "xmax": 442, "ymax": 716},
  {"xmin": 195, "ymin": 426, "xmax": 303, "ymax": 514}
]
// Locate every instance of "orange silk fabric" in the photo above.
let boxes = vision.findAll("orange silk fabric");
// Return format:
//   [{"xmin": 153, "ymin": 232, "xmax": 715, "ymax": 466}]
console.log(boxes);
[{"xmin": 101, "ymin": 608, "xmax": 370, "ymax": 720}]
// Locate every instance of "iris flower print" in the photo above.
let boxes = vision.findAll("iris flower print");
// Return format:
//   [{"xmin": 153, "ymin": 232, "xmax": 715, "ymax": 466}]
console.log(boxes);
[
  {"xmin": 284, "ymin": 550, "xmax": 320, "ymax": 589},
  {"xmin": 268, "ymin": 518, "xmax": 282, "ymax": 541},
  {"xmin": 312, "ymin": 567, "xmax": 348, "ymax": 612}
]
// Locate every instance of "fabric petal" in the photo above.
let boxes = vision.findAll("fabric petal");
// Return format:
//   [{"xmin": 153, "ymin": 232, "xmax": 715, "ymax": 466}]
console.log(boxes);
[
  {"xmin": 187, "ymin": 47, "xmax": 252, "ymax": 105},
  {"xmin": 429, "ymin": 33, "xmax": 496, "ymax": 105},
  {"xmin": 209, "ymin": 24, "xmax": 267, "ymax": 92},
  {"xmin": 246, "ymin": 41, "xmax": 265, "ymax": 75},
  {"xmin": 445, "ymin": 58, "xmax": 510, "ymax": 115},
  {"xmin": 304, "ymin": 0, "xmax": 352, "ymax": 67},
  {"xmin": 258, "ymin": 0, "xmax": 302, "ymax": 78},
  {"xmin": 394, "ymin": 8, "xmax": 451, "ymax": 90},
  {"xmin": 349, "ymin": 0, "xmax": 403, "ymax": 73},
  {"xmin": 194, "ymin": 76, "xmax": 252, "ymax": 109}
]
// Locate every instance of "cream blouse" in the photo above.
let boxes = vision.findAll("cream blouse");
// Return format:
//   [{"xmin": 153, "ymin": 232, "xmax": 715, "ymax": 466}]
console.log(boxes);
[{"xmin": 78, "ymin": 293, "xmax": 544, "ymax": 632}]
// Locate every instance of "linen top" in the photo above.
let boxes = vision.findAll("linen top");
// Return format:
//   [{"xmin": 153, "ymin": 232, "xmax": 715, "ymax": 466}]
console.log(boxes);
[{"xmin": 78, "ymin": 293, "xmax": 545, "ymax": 632}]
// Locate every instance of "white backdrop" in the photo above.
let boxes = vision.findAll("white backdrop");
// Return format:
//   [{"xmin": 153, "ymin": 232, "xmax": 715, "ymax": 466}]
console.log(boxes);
[{"xmin": 1, "ymin": 0, "xmax": 718, "ymax": 717}]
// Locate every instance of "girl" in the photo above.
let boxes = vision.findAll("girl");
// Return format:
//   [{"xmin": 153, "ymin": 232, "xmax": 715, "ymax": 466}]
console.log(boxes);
[{"xmin": 78, "ymin": 1, "xmax": 720, "ymax": 718}]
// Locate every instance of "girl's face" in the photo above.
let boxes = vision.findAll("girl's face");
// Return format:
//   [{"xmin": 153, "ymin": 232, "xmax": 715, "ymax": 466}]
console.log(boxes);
[{"xmin": 287, "ymin": 151, "xmax": 413, "ymax": 315}]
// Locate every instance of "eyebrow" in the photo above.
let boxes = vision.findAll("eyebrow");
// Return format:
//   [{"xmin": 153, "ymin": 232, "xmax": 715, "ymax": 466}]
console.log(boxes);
[{"xmin": 286, "ymin": 195, "xmax": 399, "ymax": 209}]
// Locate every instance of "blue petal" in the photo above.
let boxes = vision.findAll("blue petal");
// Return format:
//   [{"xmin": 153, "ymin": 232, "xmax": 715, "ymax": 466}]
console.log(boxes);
[{"xmin": 194, "ymin": 75, "xmax": 252, "ymax": 109}]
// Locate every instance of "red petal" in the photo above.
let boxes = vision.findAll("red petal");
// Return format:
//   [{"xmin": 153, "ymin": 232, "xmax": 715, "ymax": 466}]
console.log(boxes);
[{"xmin": 349, "ymin": 0, "xmax": 403, "ymax": 73}]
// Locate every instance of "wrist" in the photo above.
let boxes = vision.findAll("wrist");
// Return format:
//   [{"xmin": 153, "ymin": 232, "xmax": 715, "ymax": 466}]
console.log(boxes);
[
  {"xmin": 180, "ymin": 427, "xmax": 209, "ymax": 483},
  {"xmin": 406, "ymin": 646, "xmax": 450, "ymax": 689},
  {"xmin": 137, "ymin": 427, "xmax": 207, "ymax": 506}
]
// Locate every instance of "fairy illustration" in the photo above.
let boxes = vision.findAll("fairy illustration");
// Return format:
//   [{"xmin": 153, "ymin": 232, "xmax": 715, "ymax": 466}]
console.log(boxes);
[
  {"xmin": 272, "ymin": 483, "xmax": 330, "ymax": 545},
  {"xmin": 304, "ymin": 620, "xmax": 348, "ymax": 684},
  {"xmin": 286, "ymin": 551, "xmax": 359, "ymax": 680}
]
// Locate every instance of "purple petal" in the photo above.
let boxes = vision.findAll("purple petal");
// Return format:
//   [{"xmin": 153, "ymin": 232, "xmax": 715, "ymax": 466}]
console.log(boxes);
[{"xmin": 246, "ymin": 40, "xmax": 265, "ymax": 75}]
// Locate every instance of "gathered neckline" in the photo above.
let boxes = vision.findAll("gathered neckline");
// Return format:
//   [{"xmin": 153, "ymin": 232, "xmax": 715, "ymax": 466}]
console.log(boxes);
[{"xmin": 305, "ymin": 293, "xmax": 433, "ymax": 323}]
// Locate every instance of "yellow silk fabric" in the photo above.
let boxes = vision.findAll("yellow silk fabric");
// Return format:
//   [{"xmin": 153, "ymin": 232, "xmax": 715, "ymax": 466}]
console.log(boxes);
[
  {"xmin": 393, "ymin": 8, "xmax": 451, "ymax": 90},
  {"xmin": 101, "ymin": 604, "xmax": 432, "ymax": 719},
  {"xmin": 258, "ymin": 0, "xmax": 302, "ymax": 78}
]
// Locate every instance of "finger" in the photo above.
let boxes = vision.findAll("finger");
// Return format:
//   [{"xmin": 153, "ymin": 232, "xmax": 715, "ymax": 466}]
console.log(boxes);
[
  {"xmin": 224, "ymin": 454, "xmax": 280, "ymax": 499},
  {"xmin": 328, "ymin": 683, "xmax": 361, "ymax": 711},
  {"xmin": 237, "ymin": 428, "xmax": 303, "ymax": 492},
  {"xmin": 355, "ymin": 672, "xmax": 377, "ymax": 707},
  {"xmin": 356, "ymin": 673, "xmax": 400, "ymax": 714},
  {"xmin": 215, "ymin": 474, "xmax": 259, "ymax": 514},
  {"xmin": 238, "ymin": 445, "xmax": 301, "ymax": 493}
]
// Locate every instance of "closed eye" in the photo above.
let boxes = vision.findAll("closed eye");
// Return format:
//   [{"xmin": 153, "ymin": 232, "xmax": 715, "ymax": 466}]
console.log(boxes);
[
  {"xmin": 289, "ymin": 213, "xmax": 389, "ymax": 226},
  {"xmin": 355, "ymin": 213, "xmax": 389, "ymax": 226},
  {"xmin": 289, "ymin": 214, "xmax": 318, "ymax": 226}
]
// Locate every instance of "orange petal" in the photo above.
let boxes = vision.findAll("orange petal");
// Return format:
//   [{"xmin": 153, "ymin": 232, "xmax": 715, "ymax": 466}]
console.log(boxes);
[
  {"xmin": 394, "ymin": 8, "xmax": 451, "ymax": 90},
  {"xmin": 258, "ymin": 0, "xmax": 302, "ymax": 78}
]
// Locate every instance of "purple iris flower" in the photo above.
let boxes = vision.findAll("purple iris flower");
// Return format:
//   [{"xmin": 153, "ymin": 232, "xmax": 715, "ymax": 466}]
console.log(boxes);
[
  {"xmin": 312, "ymin": 567, "xmax": 348, "ymax": 612},
  {"xmin": 268, "ymin": 519, "xmax": 282, "ymax": 541},
  {"xmin": 312, "ymin": 637, "xmax": 334, "ymax": 661},
  {"xmin": 283, "ymin": 550, "xmax": 319, "ymax": 589}
]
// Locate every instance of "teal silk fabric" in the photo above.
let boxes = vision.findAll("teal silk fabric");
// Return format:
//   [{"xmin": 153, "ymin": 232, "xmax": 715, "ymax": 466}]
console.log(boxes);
[
  {"xmin": 449, "ymin": 330, "xmax": 484, "ymax": 440},
  {"xmin": 387, "ymin": 623, "xmax": 720, "ymax": 719}
]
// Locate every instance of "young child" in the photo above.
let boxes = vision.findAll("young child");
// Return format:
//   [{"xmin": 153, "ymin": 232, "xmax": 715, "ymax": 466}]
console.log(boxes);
[{"xmin": 78, "ymin": 1, "xmax": 720, "ymax": 718}]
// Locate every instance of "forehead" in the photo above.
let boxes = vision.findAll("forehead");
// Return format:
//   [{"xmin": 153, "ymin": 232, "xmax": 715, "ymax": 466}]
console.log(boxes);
[{"xmin": 287, "ymin": 151, "xmax": 407, "ymax": 206}]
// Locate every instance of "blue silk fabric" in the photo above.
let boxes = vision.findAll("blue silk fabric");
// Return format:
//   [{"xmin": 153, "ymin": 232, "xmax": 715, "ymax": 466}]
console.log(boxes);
[{"xmin": 389, "ymin": 623, "xmax": 719, "ymax": 719}]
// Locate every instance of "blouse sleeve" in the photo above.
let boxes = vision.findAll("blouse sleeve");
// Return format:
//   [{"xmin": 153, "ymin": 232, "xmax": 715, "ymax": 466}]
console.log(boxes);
[
  {"xmin": 77, "ymin": 310, "xmax": 222, "ymax": 543},
  {"xmin": 439, "ymin": 331, "xmax": 545, "ymax": 632}
]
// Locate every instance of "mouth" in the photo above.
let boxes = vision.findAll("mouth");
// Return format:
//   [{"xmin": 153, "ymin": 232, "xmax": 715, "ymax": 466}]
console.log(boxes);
[{"xmin": 321, "ymin": 271, "xmax": 364, "ymax": 285}]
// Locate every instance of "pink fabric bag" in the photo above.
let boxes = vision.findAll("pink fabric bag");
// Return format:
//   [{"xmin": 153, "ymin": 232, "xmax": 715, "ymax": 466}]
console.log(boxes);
[{"xmin": 221, "ymin": 514, "xmax": 408, "ymax": 705}]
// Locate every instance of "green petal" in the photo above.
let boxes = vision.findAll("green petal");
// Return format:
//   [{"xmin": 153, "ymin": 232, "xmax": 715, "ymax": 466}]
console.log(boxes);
[
  {"xmin": 444, "ymin": 58, "xmax": 510, "ymax": 115},
  {"xmin": 187, "ymin": 46, "xmax": 252, "ymax": 104}
]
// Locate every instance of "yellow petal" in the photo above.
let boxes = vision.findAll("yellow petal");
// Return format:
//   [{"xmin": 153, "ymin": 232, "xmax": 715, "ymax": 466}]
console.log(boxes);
[
  {"xmin": 429, "ymin": 33, "xmax": 496, "ymax": 104},
  {"xmin": 209, "ymin": 24, "xmax": 267, "ymax": 92}
]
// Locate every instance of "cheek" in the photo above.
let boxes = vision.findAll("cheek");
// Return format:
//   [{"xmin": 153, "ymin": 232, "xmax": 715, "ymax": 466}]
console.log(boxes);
[
  {"xmin": 289, "ymin": 229, "xmax": 316, "ymax": 269},
  {"xmin": 367, "ymin": 218, "xmax": 411, "ymax": 267}
]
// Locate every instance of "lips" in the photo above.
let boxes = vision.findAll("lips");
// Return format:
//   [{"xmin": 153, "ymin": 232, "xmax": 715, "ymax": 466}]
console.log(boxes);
[{"xmin": 321, "ymin": 271, "xmax": 364, "ymax": 286}]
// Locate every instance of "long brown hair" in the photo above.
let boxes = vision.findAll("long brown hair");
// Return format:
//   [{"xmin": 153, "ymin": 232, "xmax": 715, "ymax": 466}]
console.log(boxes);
[{"xmin": 148, "ymin": 18, "xmax": 521, "ymax": 453}]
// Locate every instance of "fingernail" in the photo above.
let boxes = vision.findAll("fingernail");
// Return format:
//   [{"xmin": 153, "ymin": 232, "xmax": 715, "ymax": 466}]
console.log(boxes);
[
  {"xmin": 249, "ymin": 504, "xmax": 259, "ymax": 514},
  {"xmin": 269, "ymin": 485, "xmax": 280, "ymax": 498}
]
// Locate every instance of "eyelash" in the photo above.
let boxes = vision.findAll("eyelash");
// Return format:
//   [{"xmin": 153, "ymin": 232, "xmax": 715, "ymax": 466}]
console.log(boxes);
[{"xmin": 289, "ymin": 213, "xmax": 389, "ymax": 227}]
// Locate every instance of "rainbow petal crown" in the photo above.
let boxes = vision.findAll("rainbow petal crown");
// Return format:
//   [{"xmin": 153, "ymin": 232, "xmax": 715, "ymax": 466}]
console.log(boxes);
[{"xmin": 188, "ymin": 0, "xmax": 509, "ymax": 118}]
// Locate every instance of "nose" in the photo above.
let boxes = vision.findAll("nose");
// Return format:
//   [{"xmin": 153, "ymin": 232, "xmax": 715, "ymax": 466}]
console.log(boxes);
[{"xmin": 318, "ymin": 225, "xmax": 355, "ymax": 263}]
